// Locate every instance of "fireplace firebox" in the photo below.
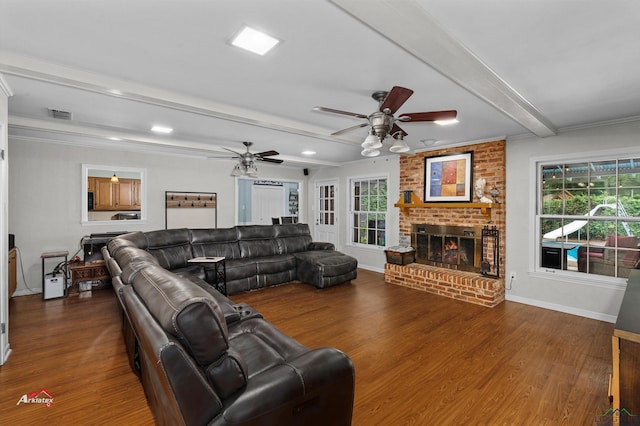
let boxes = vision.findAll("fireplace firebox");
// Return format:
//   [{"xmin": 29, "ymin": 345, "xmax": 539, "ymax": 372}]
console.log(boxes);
[{"xmin": 412, "ymin": 224, "xmax": 483, "ymax": 273}]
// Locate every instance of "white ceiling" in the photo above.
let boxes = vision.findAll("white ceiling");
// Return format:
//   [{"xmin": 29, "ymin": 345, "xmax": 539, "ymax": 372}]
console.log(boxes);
[{"xmin": 1, "ymin": 0, "xmax": 640, "ymax": 169}]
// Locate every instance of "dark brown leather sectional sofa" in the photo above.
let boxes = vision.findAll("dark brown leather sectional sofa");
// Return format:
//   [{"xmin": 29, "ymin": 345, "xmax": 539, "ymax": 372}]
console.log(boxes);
[{"xmin": 102, "ymin": 224, "xmax": 356, "ymax": 425}]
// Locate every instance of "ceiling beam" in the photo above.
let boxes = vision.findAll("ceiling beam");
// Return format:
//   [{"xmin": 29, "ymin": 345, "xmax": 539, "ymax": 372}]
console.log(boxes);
[
  {"xmin": 329, "ymin": 0, "xmax": 557, "ymax": 137},
  {"xmin": 0, "ymin": 52, "xmax": 362, "ymax": 146}
]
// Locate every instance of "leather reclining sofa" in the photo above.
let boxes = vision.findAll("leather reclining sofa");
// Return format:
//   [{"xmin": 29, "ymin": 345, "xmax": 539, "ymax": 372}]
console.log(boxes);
[
  {"xmin": 102, "ymin": 224, "xmax": 357, "ymax": 425},
  {"xmin": 107, "ymin": 223, "xmax": 357, "ymax": 295}
]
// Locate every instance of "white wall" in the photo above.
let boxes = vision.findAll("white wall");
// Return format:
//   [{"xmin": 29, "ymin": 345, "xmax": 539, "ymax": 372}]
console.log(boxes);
[
  {"xmin": 0, "ymin": 79, "xmax": 10, "ymax": 364},
  {"xmin": 8, "ymin": 138, "xmax": 305, "ymax": 295},
  {"xmin": 506, "ymin": 119, "xmax": 640, "ymax": 322},
  {"xmin": 306, "ymin": 155, "xmax": 400, "ymax": 272}
]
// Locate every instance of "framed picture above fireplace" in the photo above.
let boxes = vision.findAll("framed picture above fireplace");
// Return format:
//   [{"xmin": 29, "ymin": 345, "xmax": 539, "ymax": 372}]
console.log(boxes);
[{"xmin": 424, "ymin": 151, "xmax": 473, "ymax": 202}]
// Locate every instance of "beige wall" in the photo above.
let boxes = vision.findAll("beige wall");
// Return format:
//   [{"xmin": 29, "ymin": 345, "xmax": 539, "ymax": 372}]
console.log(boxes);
[
  {"xmin": 506, "ymin": 120, "xmax": 640, "ymax": 321},
  {"xmin": 1, "ymin": 80, "xmax": 10, "ymax": 364},
  {"xmin": 7, "ymin": 138, "xmax": 305, "ymax": 295}
]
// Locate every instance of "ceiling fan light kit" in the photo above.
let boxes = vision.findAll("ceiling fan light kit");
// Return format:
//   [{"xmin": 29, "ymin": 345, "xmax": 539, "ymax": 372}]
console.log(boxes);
[
  {"xmin": 210, "ymin": 141, "xmax": 282, "ymax": 178},
  {"xmin": 389, "ymin": 134, "xmax": 410, "ymax": 153},
  {"xmin": 361, "ymin": 131, "xmax": 383, "ymax": 149},
  {"xmin": 314, "ymin": 86, "xmax": 457, "ymax": 157},
  {"xmin": 361, "ymin": 148, "xmax": 381, "ymax": 157}
]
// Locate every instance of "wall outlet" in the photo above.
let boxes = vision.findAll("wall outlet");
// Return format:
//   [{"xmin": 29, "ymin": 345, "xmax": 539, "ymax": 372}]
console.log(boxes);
[{"xmin": 509, "ymin": 271, "xmax": 516, "ymax": 281}]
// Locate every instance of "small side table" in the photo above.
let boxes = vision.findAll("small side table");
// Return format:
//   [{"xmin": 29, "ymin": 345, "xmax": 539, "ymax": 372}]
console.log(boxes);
[
  {"xmin": 69, "ymin": 261, "xmax": 111, "ymax": 292},
  {"xmin": 41, "ymin": 250, "xmax": 68, "ymax": 300},
  {"xmin": 188, "ymin": 257, "xmax": 227, "ymax": 295}
]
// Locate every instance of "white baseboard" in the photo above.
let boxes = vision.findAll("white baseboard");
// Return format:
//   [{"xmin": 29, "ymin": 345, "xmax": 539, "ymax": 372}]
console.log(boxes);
[
  {"xmin": 357, "ymin": 264, "xmax": 385, "ymax": 274},
  {"xmin": 505, "ymin": 293, "xmax": 617, "ymax": 323},
  {"xmin": 12, "ymin": 288, "xmax": 42, "ymax": 297},
  {"xmin": 2, "ymin": 345, "xmax": 11, "ymax": 365}
]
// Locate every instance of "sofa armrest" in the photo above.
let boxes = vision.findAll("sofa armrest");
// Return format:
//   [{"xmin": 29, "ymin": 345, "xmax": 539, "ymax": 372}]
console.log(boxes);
[
  {"xmin": 218, "ymin": 347, "xmax": 354, "ymax": 425},
  {"xmin": 308, "ymin": 242, "xmax": 335, "ymax": 251}
]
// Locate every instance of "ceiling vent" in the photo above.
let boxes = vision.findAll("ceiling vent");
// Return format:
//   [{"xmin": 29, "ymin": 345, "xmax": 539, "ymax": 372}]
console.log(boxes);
[{"xmin": 47, "ymin": 108, "xmax": 73, "ymax": 120}]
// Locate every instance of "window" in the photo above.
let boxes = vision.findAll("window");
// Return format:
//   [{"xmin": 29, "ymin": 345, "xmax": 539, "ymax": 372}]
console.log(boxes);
[
  {"xmin": 537, "ymin": 156, "xmax": 640, "ymax": 279},
  {"xmin": 350, "ymin": 177, "xmax": 387, "ymax": 247}
]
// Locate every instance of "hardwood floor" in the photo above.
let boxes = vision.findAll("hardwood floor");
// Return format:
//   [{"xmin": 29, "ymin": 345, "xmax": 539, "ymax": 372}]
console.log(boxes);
[
  {"xmin": 1, "ymin": 269, "xmax": 613, "ymax": 425},
  {"xmin": 0, "ymin": 290, "xmax": 154, "ymax": 425}
]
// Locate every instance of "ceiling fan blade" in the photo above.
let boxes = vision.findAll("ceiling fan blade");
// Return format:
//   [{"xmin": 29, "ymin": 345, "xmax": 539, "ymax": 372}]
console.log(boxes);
[
  {"xmin": 255, "ymin": 150, "xmax": 279, "ymax": 157},
  {"xmin": 398, "ymin": 110, "xmax": 457, "ymax": 122},
  {"xmin": 331, "ymin": 122, "xmax": 369, "ymax": 136},
  {"xmin": 313, "ymin": 106, "xmax": 368, "ymax": 119},
  {"xmin": 379, "ymin": 86, "xmax": 414, "ymax": 114},
  {"xmin": 390, "ymin": 123, "xmax": 408, "ymax": 138},
  {"xmin": 257, "ymin": 157, "xmax": 284, "ymax": 164},
  {"xmin": 223, "ymin": 147, "xmax": 243, "ymax": 156}
]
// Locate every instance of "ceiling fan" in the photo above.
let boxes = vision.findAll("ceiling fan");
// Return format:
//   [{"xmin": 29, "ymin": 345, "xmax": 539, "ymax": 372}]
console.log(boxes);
[
  {"xmin": 210, "ymin": 141, "xmax": 283, "ymax": 177},
  {"xmin": 313, "ymin": 86, "xmax": 457, "ymax": 156}
]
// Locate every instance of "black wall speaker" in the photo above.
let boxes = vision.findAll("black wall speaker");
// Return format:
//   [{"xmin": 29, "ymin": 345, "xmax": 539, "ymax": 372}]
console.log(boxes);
[
  {"xmin": 303, "ymin": 168, "xmax": 309, "ymax": 176},
  {"xmin": 8, "ymin": 233, "xmax": 15, "ymax": 250}
]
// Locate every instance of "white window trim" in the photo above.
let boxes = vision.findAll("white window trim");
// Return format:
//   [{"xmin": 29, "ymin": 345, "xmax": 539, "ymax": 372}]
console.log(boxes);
[
  {"xmin": 529, "ymin": 147, "xmax": 640, "ymax": 288},
  {"xmin": 347, "ymin": 173, "xmax": 389, "ymax": 250}
]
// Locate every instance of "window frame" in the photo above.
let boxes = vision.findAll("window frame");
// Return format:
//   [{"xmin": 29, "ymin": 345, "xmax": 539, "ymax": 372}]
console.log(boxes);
[
  {"xmin": 532, "ymin": 150, "xmax": 640, "ymax": 286},
  {"xmin": 348, "ymin": 174, "xmax": 388, "ymax": 250}
]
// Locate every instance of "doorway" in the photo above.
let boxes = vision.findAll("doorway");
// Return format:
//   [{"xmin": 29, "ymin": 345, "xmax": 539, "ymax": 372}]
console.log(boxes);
[
  {"xmin": 251, "ymin": 185, "xmax": 285, "ymax": 225},
  {"xmin": 315, "ymin": 179, "xmax": 338, "ymax": 247}
]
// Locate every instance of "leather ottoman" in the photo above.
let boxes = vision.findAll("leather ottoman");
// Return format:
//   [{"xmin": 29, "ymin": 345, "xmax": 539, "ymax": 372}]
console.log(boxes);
[{"xmin": 294, "ymin": 251, "xmax": 358, "ymax": 289}]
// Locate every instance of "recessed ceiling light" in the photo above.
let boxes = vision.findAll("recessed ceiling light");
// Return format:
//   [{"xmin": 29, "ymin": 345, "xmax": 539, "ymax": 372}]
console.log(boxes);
[
  {"xmin": 151, "ymin": 125, "xmax": 173, "ymax": 134},
  {"xmin": 434, "ymin": 119, "xmax": 459, "ymax": 126},
  {"xmin": 302, "ymin": 150, "xmax": 316, "ymax": 155},
  {"xmin": 108, "ymin": 137, "xmax": 123, "ymax": 141},
  {"xmin": 231, "ymin": 26, "xmax": 280, "ymax": 56}
]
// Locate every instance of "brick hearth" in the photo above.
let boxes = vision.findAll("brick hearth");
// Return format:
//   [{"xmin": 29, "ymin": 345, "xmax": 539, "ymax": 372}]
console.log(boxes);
[
  {"xmin": 392, "ymin": 139, "xmax": 507, "ymax": 307},
  {"xmin": 384, "ymin": 263, "xmax": 505, "ymax": 307}
]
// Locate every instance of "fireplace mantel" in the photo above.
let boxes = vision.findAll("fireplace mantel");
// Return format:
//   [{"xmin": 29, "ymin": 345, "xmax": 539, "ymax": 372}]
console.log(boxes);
[{"xmin": 394, "ymin": 193, "xmax": 495, "ymax": 220}]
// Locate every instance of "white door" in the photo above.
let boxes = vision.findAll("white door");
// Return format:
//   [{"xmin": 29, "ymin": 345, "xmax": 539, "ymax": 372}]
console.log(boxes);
[
  {"xmin": 252, "ymin": 185, "xmax": 285, "ymax": 225},
  {"xmin": 315, "ymin": 180, "xmax": 338, "ymax": 246}
]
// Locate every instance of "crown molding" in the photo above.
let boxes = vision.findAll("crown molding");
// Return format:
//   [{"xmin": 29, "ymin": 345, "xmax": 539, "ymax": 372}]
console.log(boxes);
[
  {"xmin": 0, "ymin": 72, "xmax": 13, "ymax": 97},
  {"xmin": 0, "ymin": 51, "xmax": 361, "ymax": 147},
  {"xmin": 8, "ymin": 115, "xmax": 341, "ymax": 167}
]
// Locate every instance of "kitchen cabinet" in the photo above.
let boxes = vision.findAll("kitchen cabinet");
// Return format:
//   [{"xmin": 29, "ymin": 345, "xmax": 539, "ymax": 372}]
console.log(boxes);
[{"xmin": 90, "ymin": 177, "xmax": 141, "ymax": 211}]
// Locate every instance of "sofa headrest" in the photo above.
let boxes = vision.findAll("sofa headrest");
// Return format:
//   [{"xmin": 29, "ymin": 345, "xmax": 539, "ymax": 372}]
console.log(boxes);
[
  {"xmin": 273, "ymin": 223, "xmax": 310, "ymax": 238},
  {"xmin": 236, "ymin": 225, "xmax": 277, "ymax": 240},
  {"xmin": 145, "ymin": 228, "xmax": 191, "ymax": 249},
  {"xmin": 114, "ymin": 247, "xmax": 159, "ymax": 282},
  {"xmin": 132, "ymin": 264, "xmax": 229, "ymax": 367},
  {"xmin": 190, "ymin": 228, "xmax": 238, "ymax": 244},
  {"xmin": 108, "ymin": 232, "xmax": 148, "ymax": 255}
]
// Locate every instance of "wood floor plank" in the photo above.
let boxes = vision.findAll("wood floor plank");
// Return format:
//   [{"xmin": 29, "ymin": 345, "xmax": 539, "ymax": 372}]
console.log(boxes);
[{"xmin": 0, "ymin": 269, "xmax": 613, "ymax": 425}]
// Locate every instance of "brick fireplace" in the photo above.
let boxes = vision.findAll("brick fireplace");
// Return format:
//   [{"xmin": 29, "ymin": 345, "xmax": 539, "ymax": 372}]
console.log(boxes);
[{"xmin": 384, "ymin": 140, "xmax": 506, "ymax": 307}]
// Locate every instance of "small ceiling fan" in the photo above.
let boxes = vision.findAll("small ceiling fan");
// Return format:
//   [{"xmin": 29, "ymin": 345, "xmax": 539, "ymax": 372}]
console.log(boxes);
[
  {"xmin": 210, "ymin": 141, "xmax": 283, "ymax": 177},
  {"xmin": 313, "ymin": 86, "xmax": 457, "ymax": 156}
]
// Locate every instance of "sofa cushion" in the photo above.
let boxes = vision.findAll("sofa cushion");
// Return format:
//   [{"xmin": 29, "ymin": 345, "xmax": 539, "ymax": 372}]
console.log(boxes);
[
  {"xmin": 255, "ymin": 254, "xmax": 296, "ymax": 275},
  {"xmin": 602, "ymin": 235, "xmax": 638, "ymax": 263},
  {"xmin": 605, "ymin": 235, "xmax": 638, "ymax": 248},
  {"xmin": 237, "ymin": 226, "xmax": 280, "ymax": 258},
  {"xmin": 295, "ymin": 251, "xmax": 358, "ymax": 288},
  {"xmin": 222, "ymin": 258, "xmax": 258, "ymax": 282},
  {"xmin": 145, "ymin": 228, "xmax": 193, "ymax": 270},
  {"xmin": 274, "ymin": 223, "xmax": 313, "ymax": 254},
  {"xmin": 190, "ymin": 228, "xmax": 241, "ymax": 259},
  {"xmin": 622, "ymin": 249, "xmax": 640, "ymax": 267}
]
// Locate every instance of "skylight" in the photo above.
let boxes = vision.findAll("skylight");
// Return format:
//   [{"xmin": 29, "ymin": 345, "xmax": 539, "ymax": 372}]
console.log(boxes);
[
  {"xmin": 231, "ymin": 26, "xmax": 280, "ymax": 56},
  {"xmin": 151, "ymin": 125, "xmax": 173, "ymax": 134}
]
